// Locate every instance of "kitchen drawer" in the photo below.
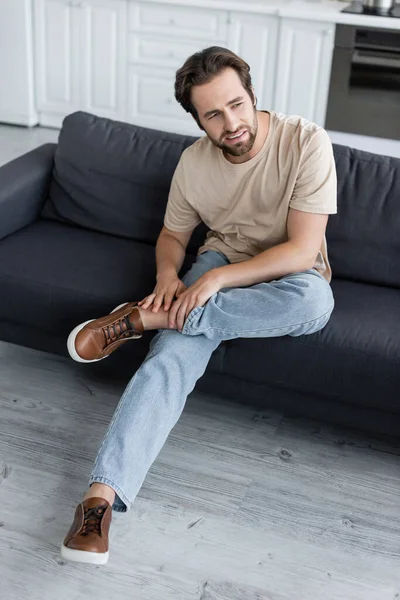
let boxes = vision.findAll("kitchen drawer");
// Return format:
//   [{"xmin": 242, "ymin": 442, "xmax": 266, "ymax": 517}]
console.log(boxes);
[
  {"xmin": 129, "ymin": 65, "xmax": 184, "ymax": 119},
  {"xmin": 128, "ymin": 34, "xmax": 224, "ymax": 67},
  {"xmin": 128, "ymin": 2, "xmax": 228, "ymax": 41}
]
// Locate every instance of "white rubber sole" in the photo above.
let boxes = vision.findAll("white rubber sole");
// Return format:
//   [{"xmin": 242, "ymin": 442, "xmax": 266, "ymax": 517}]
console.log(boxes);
[
  {"xmin": 67, "ymin": 302, "xmax": 130, "ymax": 364},
  {"xmin": 60, "ymin": 543, "xmax": 109, "ymax": 565}
]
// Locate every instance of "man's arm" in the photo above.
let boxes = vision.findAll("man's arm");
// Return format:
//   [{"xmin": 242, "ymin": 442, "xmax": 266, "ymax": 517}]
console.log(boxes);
[
  {"xmin": 214, "ymin": 209, "xmax": 329, "ymax": 289},
  {"xmin": 140, "ymin": 147, "xmax": 201, "ymax": 312},
  {"xmin": 155, "ymin": 225, "xmax": 193, "ymax": 278},
  {"xmin": 156, "ymin": 151, "xmax": 200, "ymax": 280},
  {"xmin": 139, "ymin": 226, "xmax": 195, "ymax": 312}
]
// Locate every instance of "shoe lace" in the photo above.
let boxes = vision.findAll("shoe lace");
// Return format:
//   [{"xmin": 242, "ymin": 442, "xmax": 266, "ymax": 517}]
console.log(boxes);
[
  {"xmin": 102, "ymin": 315, "xmax": 135, "ymax": 346},
  {"xmin": 81, "ymin": 506, "xmax": 106, "ymax": 535}
]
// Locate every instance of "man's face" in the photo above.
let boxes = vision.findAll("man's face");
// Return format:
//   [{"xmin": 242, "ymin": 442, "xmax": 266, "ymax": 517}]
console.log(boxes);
[{"xmin": 191, "ymin": 67, "xmax": 258, "ymax": 158}]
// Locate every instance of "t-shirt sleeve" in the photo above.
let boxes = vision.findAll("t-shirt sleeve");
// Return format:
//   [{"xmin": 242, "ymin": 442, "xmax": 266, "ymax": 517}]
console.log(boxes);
[
  {"xmin": 289, "ymin": 129, "xmax": 337, "ymax": 215},
  {"xmin": 164, "ymin": 156, "xmax": 202, "ymax": 232}
]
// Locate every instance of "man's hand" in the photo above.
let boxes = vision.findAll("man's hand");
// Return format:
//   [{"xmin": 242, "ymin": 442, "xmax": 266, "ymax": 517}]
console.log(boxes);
[
  {"xmin": 168, "ymin": 269, "xmax": 223, "ymax": 332},
  {"xmin": 138, "ymin": 272, "xmax": 187, "ymax": 313}
]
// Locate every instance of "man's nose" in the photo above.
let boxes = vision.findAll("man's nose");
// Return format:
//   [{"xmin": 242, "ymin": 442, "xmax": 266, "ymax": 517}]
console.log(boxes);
[{"xmin": 224, "ymin": 110, "xmax": 240, "ymax": 133}]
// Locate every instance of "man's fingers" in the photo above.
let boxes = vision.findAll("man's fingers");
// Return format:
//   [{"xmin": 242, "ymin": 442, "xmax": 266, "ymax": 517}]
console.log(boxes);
[
  {"xmin": 177, "ymin": 300, "xmax": 190, "ymax": 332},
  {"xmin": 139, "ymin": 294, "xmax": 155, "ymax": 309},
  {"xmin": 152, "ymin": 294, "xmax": 165, "ymax": 313},
  {"xmin": 168, "ymin": 300, "xmax": 180, "ymax": 329},
  {"xmin": 164, "ymin": 291, "xmax": 174, "ymax": 311},
  {"xmin": 176, "ymin": 282, "xmax": 187, "ymax": 298},
  {"xmin": 185, "ymin": 299, "xmax": 197, "ymax": 320}
]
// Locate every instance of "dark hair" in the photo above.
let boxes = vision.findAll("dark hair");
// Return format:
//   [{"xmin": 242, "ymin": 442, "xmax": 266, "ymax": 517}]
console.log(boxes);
[{"xmin": 174, "ymin": 46, "xmax": 254, "ymax": 129}]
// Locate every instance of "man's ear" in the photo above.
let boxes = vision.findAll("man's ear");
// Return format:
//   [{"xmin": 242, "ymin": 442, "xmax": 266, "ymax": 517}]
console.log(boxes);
[{"xmin": 250, "ymin": 86, "xmax": 257, "ymax": 107}]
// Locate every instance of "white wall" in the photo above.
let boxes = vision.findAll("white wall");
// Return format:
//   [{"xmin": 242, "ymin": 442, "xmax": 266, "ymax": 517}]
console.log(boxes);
[{"xmin": 0, "ymin": 0, "xmax": 38, "ymax": 126}]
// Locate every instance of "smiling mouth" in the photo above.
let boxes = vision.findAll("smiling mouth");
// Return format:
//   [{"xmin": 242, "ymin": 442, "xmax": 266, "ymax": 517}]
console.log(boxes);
[{"xmin": 224, "ymin": 130, "xmax": 247, "ymax": 143}]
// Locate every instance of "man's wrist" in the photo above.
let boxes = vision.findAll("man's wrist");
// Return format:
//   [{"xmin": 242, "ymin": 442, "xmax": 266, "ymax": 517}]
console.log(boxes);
[
  {"xmin": 156, "ymin": 267, "xmax": 178, "ymax": 281},
  {"xmin": 210, "ymin": 267, "xmax": 227, "ymax": 290}
]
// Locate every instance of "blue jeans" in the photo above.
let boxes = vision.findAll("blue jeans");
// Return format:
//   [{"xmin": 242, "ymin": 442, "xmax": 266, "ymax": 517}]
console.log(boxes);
[{"xmin": 89, "ymin": 250, "xmax": 334, "ymax": 512}]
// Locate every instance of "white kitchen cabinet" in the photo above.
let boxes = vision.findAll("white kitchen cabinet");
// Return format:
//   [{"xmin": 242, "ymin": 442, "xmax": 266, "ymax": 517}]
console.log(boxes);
[
  {"xmin": 34, "ymin": 0, "xmax": 81, "ymax": 125},
  {"xmin": 80, "ymin": 0, "xmax": 127, "ymax": 121},
  {"xmin": 227, "ymin": 12, "xmax": 279, "ymax": 112},
  {"xmin": 127, "ymin": 1, "xmax": 229, "ymax": 136},
  {"xmin": 32, "ymin": 0, "xmax": 338, "ymax": 133},
  {"xmin": 128, "ymin": 1, "xmax": 228, "ymax": 41},
  {"xmin": 127, "ymin": 63, "xmax": 202, "ymax": 137},
  {"xmin": 34, "ymin": 0, "xmax": 126, "ymax": 128},
  {"xmin": 274, "ymin": 18, "xmax": 335, "ymax": 126},
  {"xmin": 0, "ymin": 0, "xmax": 38, "ymax": 126}
]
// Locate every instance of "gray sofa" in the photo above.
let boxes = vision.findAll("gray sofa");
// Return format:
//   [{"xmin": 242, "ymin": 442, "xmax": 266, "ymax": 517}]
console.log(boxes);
[{"xmin": 1, "ymin": 111, "xmax": 400, "ymax": 435}]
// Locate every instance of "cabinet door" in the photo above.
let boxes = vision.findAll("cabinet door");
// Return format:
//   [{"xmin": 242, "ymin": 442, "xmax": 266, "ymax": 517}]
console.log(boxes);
[
  {"xmin": 80, "ymin": 0, "xmax": 127, "ymax": 121},
  {"xmin": 127, "ymin": 65, "xmax": 201, "ymax": 136},
  {"xmin": 228, "ymin": 13, "xmax": 279, "ymax": 111},
  {"xmin": 274, "ymin": 19, "xmax": 335, "ymax": 126},
  {"xmin": 34, "ymin": 0, "xmax": 81, "ymax": 119},
  {"xmin": 0, "ymin": 0, "xmax": 38, "ymax": 126}
]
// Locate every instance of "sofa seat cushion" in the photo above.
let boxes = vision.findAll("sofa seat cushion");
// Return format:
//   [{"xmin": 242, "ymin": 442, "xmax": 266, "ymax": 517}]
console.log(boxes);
[
  {"xmin": 0, "ymin": 219, "xmax": 199, "ymax": 343},
  {"xmin": 221, "ymin": 279, "xmax": 400, "ymax": 412}
]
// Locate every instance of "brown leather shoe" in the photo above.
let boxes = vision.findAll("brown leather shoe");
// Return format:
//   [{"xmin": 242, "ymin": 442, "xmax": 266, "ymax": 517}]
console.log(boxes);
[
  {"xmin": 67, "ymin": 302, "xmax": 144, "ymax": 363},
  {"xmin": 61, "ymin": 497, "xmax": 112, "ymax": 565}
]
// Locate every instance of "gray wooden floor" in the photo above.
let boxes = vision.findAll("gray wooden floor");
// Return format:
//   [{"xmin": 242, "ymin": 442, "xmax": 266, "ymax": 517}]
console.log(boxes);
[
  {"xmin": 1, "ymin": 124, "xmax": 400, "ymax": 599},
  {"xmin": 1, "ymin": 340, "xmax": 400, "ymax": 600},
  {"xmin": 0, "ymin": 123, "xmax": 59, "ymax": 166}
]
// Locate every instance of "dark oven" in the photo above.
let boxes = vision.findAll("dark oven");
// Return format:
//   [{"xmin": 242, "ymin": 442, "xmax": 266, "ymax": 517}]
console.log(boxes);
[{"xmin": 325, "ymin": 24, "xmax": 400, "ymax": 140}]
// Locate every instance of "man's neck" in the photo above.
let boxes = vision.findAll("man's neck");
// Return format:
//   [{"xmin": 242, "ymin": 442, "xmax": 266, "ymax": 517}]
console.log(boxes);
[{"xmin": 224, "ymin": 111, "xmax": 270, "ymax": 165}]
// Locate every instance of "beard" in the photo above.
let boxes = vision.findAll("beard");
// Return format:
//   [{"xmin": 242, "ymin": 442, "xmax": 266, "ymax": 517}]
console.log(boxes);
[{"xmin": 207, "ymin": 109, "xmax": 258, "ymax": 157}]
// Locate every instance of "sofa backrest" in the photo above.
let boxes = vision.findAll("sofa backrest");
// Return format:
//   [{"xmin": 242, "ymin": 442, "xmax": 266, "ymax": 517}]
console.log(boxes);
[
  {"xmin": 40, "ymin": 111, "xmax": 209, "ymax": 255},
  {"xmin": 41, "ymin": 111, "xmax": 400, "ymax": 288},
  {"xmin": 328, "ymin": 144, "xmax": 400, "ymax": 288}
]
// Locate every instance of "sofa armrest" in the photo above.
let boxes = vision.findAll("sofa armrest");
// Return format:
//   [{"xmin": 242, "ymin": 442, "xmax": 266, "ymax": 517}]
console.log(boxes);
[{"xmin": 0, "ymin": 143, "xmax": 56, "ymax": 240}]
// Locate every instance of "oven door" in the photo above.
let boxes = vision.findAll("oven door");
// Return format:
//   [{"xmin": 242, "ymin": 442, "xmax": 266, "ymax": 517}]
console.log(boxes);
[{"xmin": 325, "ymin": 25, "xmax": 400, "ymax": 140}]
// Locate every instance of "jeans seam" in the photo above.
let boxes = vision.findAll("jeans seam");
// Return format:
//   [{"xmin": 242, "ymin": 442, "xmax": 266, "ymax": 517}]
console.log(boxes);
[{"xmin": 186, "ymin": 304, "xmax": 335, "ymax": 336}]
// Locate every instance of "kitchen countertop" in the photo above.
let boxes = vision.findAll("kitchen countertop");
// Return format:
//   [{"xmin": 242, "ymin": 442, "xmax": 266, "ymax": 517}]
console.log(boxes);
[{"xmin": 136, "ymin": 0, "xmax": 400, "ymax": 30}]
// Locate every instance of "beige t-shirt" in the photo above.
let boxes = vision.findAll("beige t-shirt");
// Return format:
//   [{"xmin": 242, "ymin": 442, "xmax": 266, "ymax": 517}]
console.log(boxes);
[{"xmin": 164, "ymin": 111, "xmax": 337, "ymax": 282}]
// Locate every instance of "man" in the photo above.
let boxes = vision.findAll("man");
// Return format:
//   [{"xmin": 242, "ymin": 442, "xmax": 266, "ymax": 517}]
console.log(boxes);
[{"xmin": 61, "ymin": 47, "xmax": 336, "ymax": 565}]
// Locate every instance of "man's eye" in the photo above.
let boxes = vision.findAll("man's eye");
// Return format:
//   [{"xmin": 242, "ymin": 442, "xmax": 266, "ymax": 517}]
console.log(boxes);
[
  {"xmin": 208, "ymin": 114, "xmax": 218, "ymax": 120},
  {"xmin": 233, "ymin": 103, "xmax": 242, "ymax": 108}
]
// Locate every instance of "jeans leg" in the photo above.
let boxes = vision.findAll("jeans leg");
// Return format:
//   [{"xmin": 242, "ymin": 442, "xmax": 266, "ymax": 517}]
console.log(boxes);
[
  {"xmin": 182, "ymin": 269, "xmax": 335, "ymax": 341},
  {"xmin": 89, "ymin": 251, "xmax": 229, "ymax": 512}
]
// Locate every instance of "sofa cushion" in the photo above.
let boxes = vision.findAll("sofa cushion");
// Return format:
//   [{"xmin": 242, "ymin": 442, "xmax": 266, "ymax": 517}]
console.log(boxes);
[
  {"xmin": 222, "ymin": 278, "xmax": 400, "ymax": 413},
  {"xmin": 40, "ymin": 111, "xmax": 209, "ymax": 255},
  {"xmin": 0, "ymin": 219, "xmax": 198, "ymax": 340},
  {"xmin": 329, "ymin": 144, "xmax": 400, "ymax": 289}
]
